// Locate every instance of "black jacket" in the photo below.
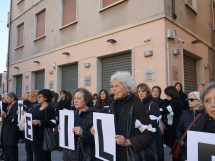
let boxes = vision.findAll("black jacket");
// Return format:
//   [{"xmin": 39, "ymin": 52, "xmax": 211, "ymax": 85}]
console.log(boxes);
[
  {"xmin": 2, "ymin": 102, "xmax": 19, "ymax": 146},
  {"xmin": 109, "ymin": 94, "xmax": 154, "ymax": 161},
  {"xmin": 199, "ymin": 114, "xmax": 215, "ymax": 133},
  {"xmin": 176, "ymin": 109, "xmax": 205, "ymax": 160},
  {"xmin": 63, "ymin": 108, "xmax": 100, "ymax": 161}
]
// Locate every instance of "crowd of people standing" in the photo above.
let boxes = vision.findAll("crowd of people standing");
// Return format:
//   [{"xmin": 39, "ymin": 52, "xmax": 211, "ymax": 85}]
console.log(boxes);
[{"xmin": 0, "ymin": 71, "xmax": 214, "ymax": 161}]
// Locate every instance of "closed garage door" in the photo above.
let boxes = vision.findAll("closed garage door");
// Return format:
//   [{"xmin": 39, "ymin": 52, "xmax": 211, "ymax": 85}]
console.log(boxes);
[
  {"xmin": 35, "ymin": 70, "xmax": 45, "ymax": 90},
  {"xmin": 16, "ymin": 75, "xmax": 23, "ymax": 98},
  {"xmin": 184, "ymin": 55, "xmax": 197, "ymax": 93},
  {"xmin": 101, "ymin": 52, "xmax": 131, "ymax": 91},
  {"xmin": 61, "ymin": 63, "xmax": 78, "ymax": 93}
]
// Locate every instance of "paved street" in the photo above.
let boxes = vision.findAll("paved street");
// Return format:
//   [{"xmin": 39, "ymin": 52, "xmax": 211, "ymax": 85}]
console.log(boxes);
[{"xmin": 17, "ymin": 142, "xmax": 172, "ymax": 161}]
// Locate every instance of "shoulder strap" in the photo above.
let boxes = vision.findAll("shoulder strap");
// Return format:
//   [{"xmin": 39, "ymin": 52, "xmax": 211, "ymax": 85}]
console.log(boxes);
[{"xmin": 179, "ymin": 113, "xmax": 202, "ymax": 142}]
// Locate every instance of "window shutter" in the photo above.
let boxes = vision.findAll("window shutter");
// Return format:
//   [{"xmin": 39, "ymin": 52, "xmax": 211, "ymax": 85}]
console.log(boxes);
[
  {"xmin": 36, "ymin": 10, "xmax": 45, "ymax": 38},
  {"xmin": 17, "ymin": 23, "xmax": 24, "ymax": 47},
  {"xmin": 63, "ymin": 0, "xmax": 76, "ymax": 26}
]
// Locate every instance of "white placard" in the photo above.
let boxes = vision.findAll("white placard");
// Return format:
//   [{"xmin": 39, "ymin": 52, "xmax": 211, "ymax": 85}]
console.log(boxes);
[
  {"xmin": 0, "ymin": 101, "xmax": 2, "ymax": 121},
  {"xmin": 25, "ymin": 113, "xmax": 33, "ymax": 141},
  {"xmin": 93, "ymin": 112, "xmax": 116, "ymax": 161},
  {"xmin": 59, "ymin": 110, "xmax": 75, "ymax": 150},
  {"xmin": 187, "ymin": 131, "xmax": 215, "ymax": 161},
  {"xmin": 18, "ymin": 100, "xmax": 24, "ymax": 122},
  {"xmin": 212, "ymin": 156, "xmax": 215, "ymax": 161}
]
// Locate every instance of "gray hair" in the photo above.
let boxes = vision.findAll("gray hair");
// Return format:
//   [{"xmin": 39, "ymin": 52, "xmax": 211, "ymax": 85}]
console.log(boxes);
[
  {"xmin": 110, "ymin": 71, "xmax": 136, "ymax": 93},
  {"xmin": 200, "ymin": 82, "xmax": 215, "ymax": 103}
]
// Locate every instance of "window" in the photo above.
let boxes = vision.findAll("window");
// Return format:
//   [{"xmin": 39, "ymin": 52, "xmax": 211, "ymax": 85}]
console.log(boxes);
[
  {"xmin": 101, "ymin": 0, "xmax": 121, "ymax": 8},
  {"xmin": 62, "ymin": 0, "xmax": 76, "ymax": 26},
  {"xmin": 17, "ymin": 0, "xmax": 24, "ymax": 5},
  {"xmin": 35, "ymin": 9, "xmax": 45, "ymax": 39},
  {"xmin": 185, "ymin": 0, "xmax": 197, "ymax": 12},
  {"xmin": 17, "ymin": 23, "xmax": 24, "ymax": 47}
]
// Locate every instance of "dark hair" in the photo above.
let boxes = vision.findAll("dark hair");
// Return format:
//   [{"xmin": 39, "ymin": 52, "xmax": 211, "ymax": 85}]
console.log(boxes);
[
  {"xmin": 151, "ymin": 86, "xmax": 162, "ymax": 98},
  {"xmin": 38, "ymin": 89, "xmax": 52, "ymax": 102},
  {"xmin": 7, "ymin": 92, "xmax": 18, "ymax": 101},
  {"xmin": 74, "ymin": 88, "xmax": 92, "ymax": 107},
  {"xmin": 164, "ymin": 86, "xmax": 179, "ymax": 99},
  {"xmin": 92, "ymin": 93, "xmax": 98, "ymax": 100},
  {"xmin": 136, "ymin": 83, "xmax": 151, "ymax": 98},
  {"xmin": 51, "ymin": 91, "xmax": 59, "ymax": 101},
  {"xmin": 174, "ymin": 82, "xmax": 184, "ymax": 92},
  {"xmin": 66, "ymin": 91, "xmax": 72, "ymax": 101},
  {"xmin": 60, "ymin": 90, "xmax": 67, "ymax": 95},
  {"xmin": 98, "ymin": 89, "xmax": 109, "ymax": 104}
]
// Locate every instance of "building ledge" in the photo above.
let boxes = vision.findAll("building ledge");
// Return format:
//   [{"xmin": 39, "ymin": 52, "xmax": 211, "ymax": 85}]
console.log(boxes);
[
  {"xmin": 15, "ymin": 44, "xmax": 24, "ymax": 50},
  {"xmin": 34, "ymin": 35, "xmax": 46, "ymax": 42},
  {"xmin": 59, "ymin": 21, "xmax": 78, "ymax": 30}
]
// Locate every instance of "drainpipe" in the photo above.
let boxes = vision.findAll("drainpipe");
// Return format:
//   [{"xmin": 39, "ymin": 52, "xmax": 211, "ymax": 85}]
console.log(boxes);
[
  {"xmin": 6, "ymin": 0, "xmax": 12, "ymax": 92},
  {"xmin": 172, "ymin": 0, "xmax": 177, "ymax": 20},
  {"xmin": 211, "ymin": 0, "xmax": 215, "ymax": 81}
]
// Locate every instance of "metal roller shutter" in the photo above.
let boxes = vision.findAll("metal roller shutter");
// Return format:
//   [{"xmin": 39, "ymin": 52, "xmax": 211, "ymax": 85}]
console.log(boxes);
[
  {"xmin": 35, "ymin": 70, "xmax": 45, "ymax": 90},
  {"xmin": 101, "ymin": 52, "xmax": 131, "ymax": 91},
  {"xmin": 16, "ymin": 75, "xmax": 23, "ymax": 98},
  {"xmin": 61, "ymin": 63, "xmax": 78, "ymax": 93},
  {"xmin": 184, "ymin": 55, "xmax": 197, "ymax": 93}
]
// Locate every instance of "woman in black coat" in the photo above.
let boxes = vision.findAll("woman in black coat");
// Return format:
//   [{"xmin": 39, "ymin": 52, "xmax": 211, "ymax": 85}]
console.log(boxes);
[
  {"xmin": 163, "ymin": 86, "xmax": 184, "ymax": 152},
  {"xmin": 175, "ymin": 82, "xmax": 189, "ymax": 110},
  {"xmin": 109, "ymin": 71, "xmax": 155, "ymax": 161},
  {"xmin": 31, "ymin": 89, "xmax": 56, "ymax": 161},
  {"xmin": 176, "ymin": 91, "xmax": 205, "ymax": 161},
  {"xmin": 62, "ymin": 88, "xmax": 100, "ymax": 161},
  {"xmin": 2, "ymin": 92, "xmax": 19, "ymax": 161},
  {"xmin": 95, "ymin": 89, "xmax": 113, "ymax": 109}
]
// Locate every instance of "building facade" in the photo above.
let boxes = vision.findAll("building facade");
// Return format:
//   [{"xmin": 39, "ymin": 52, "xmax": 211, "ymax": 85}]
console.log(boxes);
[{"xmin": 7, "ymin": 0, "xmax": 214, "ymax": 97}]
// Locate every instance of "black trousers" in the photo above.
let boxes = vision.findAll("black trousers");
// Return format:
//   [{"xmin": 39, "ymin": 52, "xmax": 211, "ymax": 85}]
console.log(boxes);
[
  {"xmin": 32, "ymin": 142, "xmax": 51, "ymax": 161},
  {"xmin": 4, "ymin": 145, "xmax": 18, "ymax": 161},
  {"xmin": 25, "ymin": 139, "xmax": 33, "ymax": 161}
]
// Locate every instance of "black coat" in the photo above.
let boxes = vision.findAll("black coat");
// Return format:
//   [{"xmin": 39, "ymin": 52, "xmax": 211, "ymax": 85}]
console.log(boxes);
[
  {"xmin": 163, "ymin": 98, "xmax": 183, "ymax": 147},
  {"xmin": 176, "ymin": 109, "xmax": 205, "ymax": 160},
  {"xmin": 199, "ymin": 114, "xmax": 215, "ymax": 133},
  {"xmin": 62, "ymin": 108, "xmax": 100, "ymax": 161},
  {"xmin": 109, "ymin": 94, "xmax": 154, "ymax": 161},
  {"xmin": 2, "ymin": 102, "xmax": 19, "ymax": 146}
]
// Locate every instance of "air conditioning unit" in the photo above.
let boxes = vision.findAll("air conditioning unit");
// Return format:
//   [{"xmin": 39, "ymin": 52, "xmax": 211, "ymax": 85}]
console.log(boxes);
[{"xmin": 167, "ymin": 29, "xmax": 176, "ymax": 39}]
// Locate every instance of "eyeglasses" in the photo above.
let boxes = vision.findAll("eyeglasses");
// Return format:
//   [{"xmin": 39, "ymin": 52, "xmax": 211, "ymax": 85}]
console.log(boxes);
[
  {"xmin": 187, "ymin": 98, "xmax": 199, "ymax": 102},
  {"xmin": 37, "ymin": 95, "xmax": 44, "ymax": 99}
]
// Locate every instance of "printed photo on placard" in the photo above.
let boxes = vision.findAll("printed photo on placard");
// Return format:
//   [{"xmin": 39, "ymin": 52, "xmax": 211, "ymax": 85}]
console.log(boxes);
[
  {"xmin": 18, "ymin": 100, "xmax": 24, "ymax": 122},
  {"xmin": 93, "ymin": 112, "xmax": 116, "ymax": 161},
  {"xmin": 187, "ymin": 131, "xmax": 215, "ymax": 161},
  {"xmin": 25, "ymin": 113, "xmax": 33, "ymax": 141},
  {"xmin": 59, "ymin": 110, "xmax": 75, "ymax": 150}
]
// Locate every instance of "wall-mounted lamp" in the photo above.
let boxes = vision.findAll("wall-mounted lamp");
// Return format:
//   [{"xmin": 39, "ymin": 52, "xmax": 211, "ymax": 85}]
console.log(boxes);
[
  {"xmin": 192, "ymin": 39, "xmax": 202, "ymax": 44},
  {"xmin": 84, "ymin": 63, "xmax": 91, "ymax": 68},
  {"xmin": 106, "ymin": 39, "xmax": 117, "ymax": 44},
  {"xmin": 33, "ymin": 60, "xmax": 40, "ymax": 64},
  {"xmin": 144, "ymin": 50, "xmax": 153, "ymax": 57},
  {"xmin": 14, "ymin": 66, "xmax": 19, "ymax": 69},
  {"xmin": 62, "ymin": 52, "xmax": 70, "ymax": 56}
]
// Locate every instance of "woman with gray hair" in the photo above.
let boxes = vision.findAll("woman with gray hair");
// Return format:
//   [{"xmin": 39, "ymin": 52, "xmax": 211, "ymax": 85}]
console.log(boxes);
[
  {"xmin": 176, "ymin": 91, "xmax": 205, "ymax": 161},
  {"xmin": 198, "ymin": 82, "xmax": 215, "ymax": 133},
  {"xmin": 108, "ymin": 71, "xmax": 156, "ymax": 161}
]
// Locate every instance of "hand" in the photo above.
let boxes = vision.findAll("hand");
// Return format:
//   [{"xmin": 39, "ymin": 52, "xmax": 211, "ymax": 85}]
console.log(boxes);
[
  {"xmin": 1, "ymin": 111, "xmax": 6, "ymax": 118},
  {"xmin": 32, "ymin": 120, "xmax": 41, "ymax": 126},
  {"xmin": 90, "ymin": 126, "xmax": 95, "ymax": 135},
  {"xmin": 115, "ymin": 135, "xmax": 132, "ymax": 147},
  {"xmin": 73, "ymin": 127, "xmax": 83, "ymax": 136}
]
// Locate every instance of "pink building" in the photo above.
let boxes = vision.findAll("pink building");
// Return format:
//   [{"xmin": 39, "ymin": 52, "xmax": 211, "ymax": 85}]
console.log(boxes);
[{"xmin": 7, "ymin": 0, "xmax": 215, "ymax": 97}]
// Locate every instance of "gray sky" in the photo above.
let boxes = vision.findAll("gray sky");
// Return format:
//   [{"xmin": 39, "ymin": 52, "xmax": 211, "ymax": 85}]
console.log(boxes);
[{"xmin": 0, "ymin": 1, "xmax": 10, "ymax": 73}]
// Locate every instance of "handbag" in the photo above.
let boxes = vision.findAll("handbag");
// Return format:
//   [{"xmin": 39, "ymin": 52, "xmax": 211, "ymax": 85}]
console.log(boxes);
[
  {"xmin": 42, "ymin": 107, "xmax": 57, "ymax": 151},
  {"xmin": 42, "ymin": 127, "xmax": 57, "ymax": 151},
  {"xmin": 125, "ymin": 105, "xmax": 157, "ymax": 161},
  {"xmin": 171, "ymin": 113, "xmax": 203, "ymax": 160}
]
